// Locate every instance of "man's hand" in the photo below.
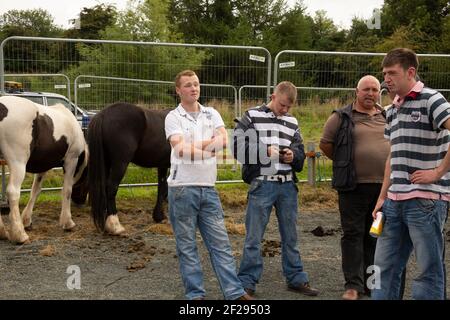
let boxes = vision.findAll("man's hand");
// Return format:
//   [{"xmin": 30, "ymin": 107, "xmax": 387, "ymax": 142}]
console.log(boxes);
[
  {"xmin": 410, "ymin": 169, "xmax": 440, "ymax": 184},
  {"xmin": 372, "ymin": 197, "xmax": 385, "ymax": 219},
  {"xmin": 268, "ymin": 145, "xmax": 280, "ymax": 159},
  {"xmin": 280, "ymin": 148, "xmax": 294, "ymax": 164}
]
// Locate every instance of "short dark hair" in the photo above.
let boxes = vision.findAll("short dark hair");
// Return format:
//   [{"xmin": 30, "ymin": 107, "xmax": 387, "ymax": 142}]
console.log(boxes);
[
  {"xmin": 382, "ymin": 48, "xmax": 419, "ymax": 71},
  {"xmin": 175, "ymin": 70, "xmax": 197, "ymax": 87}
]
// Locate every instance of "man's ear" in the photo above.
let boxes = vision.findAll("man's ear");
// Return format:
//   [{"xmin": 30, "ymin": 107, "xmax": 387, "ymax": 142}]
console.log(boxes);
[{"xmin": 407, "ymin": 67, "xmax": 416, "ymax": 80}]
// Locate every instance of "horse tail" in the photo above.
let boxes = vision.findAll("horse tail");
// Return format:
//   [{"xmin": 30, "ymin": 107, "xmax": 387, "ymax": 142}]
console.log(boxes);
[{"xmin": 88, "ymin": 113, "xmax": 108, "ymax": 232}]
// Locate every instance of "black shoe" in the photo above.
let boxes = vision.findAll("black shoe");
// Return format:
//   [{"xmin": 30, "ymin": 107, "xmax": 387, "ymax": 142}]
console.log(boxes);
[{"xmin": 288, "ymin": 282, "xmax": 320, "ymax": 296}]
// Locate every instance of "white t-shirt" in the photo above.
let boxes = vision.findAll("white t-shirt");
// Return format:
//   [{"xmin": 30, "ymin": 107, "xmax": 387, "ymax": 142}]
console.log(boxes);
[{"xmin": 165, "ymin": 103, "xmax": 225, "ymax": 187}]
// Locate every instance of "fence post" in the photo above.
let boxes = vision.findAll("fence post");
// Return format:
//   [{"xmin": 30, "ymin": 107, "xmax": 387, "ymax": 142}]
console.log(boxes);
[{"xmin": 307, "ymin": 142, "xmax": 316, "ymax": 186}]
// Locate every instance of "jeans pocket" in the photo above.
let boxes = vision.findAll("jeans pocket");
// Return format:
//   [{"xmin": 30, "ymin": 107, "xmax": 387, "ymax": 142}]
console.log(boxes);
[
  {"xmin": 173, "ymin": 186, "xmax": 186, "ymax": 200},
  {"xmin": 248, "ymin": 179, "xmax": 263, "ymax": 195},
  {"xmin": 416, "ymin": 198, "xmax": 436, "ymax": 213}
]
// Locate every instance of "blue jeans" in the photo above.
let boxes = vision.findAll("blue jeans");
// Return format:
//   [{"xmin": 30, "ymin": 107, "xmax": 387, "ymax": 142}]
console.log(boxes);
[
  {"xmin": 238, "ymin": 179, "xmax": 308, "ymax": 291},
  {"xmin": 168, "ymin": 186, "xmax": 245, "ymax": 300},
  {"xmin": 372, "ymin": 198, "xmax": 448, "ymax": 300}
]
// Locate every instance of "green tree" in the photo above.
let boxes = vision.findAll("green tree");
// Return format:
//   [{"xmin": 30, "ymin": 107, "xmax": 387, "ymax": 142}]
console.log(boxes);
[
  {"xmin": 169, "ymin": 0, "xmax": 237, "ymax": 44},
  {"xmin": 273, "ymin": 1, "xmax": 313, "ymax": 51},
  {"xmin": 234, "ymin": 0, "xmax": 287, "ymax": 41},
  {"xmin": 0, "ymin": 9, "xmax": 62, "ymax": 40},
  {"xmin": 65, "ymin": 4, "xmax": 117, "ymax": 39},
  {"xmin": 311, "ymin": 10, "xmax": 346, "ymax": 51},
  {"xmin": 0, "ymin": 9, "xmax": 64, "ymax": 73},
  {"xmin": 379, "ymin": 0, "xmax": 449, "ymax": 53},
  {"xmin": 343, "ymin": 18, "xmax": 381, "ymax": 52},
  {"xmin": 66, "ymin": 0, "xmax": 206, "ymax": 106}
]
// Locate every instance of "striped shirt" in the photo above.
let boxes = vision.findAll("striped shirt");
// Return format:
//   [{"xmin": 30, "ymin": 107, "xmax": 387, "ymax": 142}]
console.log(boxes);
[
  {"xmin": 245, "ymin": 104, "xmax": 302, "ymax": 175},
  {"xmin": 385, "ymin": 84, "xmax": 450, "ymax": 200}
]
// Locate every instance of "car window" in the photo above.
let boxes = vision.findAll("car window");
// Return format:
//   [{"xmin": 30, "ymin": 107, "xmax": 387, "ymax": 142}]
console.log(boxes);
[
  {"xmin": 22, "ymin": 96, "xmax": 44, "ymax": 105},
  {"xmin": 47, "ymin": 97, "xmax": 74, "ymax": 112}
]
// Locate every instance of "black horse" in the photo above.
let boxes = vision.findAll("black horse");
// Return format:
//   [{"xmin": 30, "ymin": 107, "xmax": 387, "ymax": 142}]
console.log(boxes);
[{"xmin": 85, "ymin": 102, "xmax": 171, "ymax": 234}]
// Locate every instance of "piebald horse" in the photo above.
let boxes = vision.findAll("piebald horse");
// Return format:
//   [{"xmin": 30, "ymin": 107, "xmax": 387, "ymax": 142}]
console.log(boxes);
[{"xmin": 0, "ymin": 96, "xmax": 88, "ymax": 244}]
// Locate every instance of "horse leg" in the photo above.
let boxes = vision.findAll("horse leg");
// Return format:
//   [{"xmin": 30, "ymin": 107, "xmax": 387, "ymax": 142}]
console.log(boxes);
[
  {"xmin": 6, "ymin": 162, "xmax": 29, "ymax": 244},
  {"xmin": 152, "ymin": 167, "xmax": 168, "ymax": 223},
  {"xmin": 59, "ymin": 159, "xmax": 77, "ymax": 230},
  {"xmin": 21, "ymin": 172, "xmax": 46, "ymax": 230},
  {"xmin": 104, "ymin": 162, "xmax": 129, "ymax": 235},
  {"xmin": 0, "ymin": 211, "xmax": 8, "ymax": 240}
]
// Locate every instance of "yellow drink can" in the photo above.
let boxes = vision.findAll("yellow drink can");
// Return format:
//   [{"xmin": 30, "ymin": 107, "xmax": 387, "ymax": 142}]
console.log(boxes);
[{"xmin": 370, "ymin": 211, "xmax": 384, "ymax": 238}]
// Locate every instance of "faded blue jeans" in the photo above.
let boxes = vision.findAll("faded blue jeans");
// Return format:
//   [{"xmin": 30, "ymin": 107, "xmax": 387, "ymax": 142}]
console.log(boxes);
[
  {"xmin": 168, "ymin": 186, "xmax": 245, "ymax": 300},
  {"xmin": 372, "ymin": 198, "xmax": 448, "ymax": 300},
  {"xmin": 238, "ymin": 179, "xmax": 309, "ymax": 291}
]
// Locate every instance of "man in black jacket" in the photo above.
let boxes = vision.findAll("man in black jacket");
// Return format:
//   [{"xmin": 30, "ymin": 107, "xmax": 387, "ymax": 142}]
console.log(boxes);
[
  {"xmin": 233, "ymin": 81, "xmax": 319, "ymax": 298},
  {"xmin": 320, "ymin": 75, "xmax": 389, "ymax": 300}
]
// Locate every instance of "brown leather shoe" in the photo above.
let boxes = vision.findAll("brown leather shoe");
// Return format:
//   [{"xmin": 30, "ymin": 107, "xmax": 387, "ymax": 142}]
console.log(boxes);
[
  {"xmin": 342, "ymin": 289, "xmax": 359, "ymax": 300},
  {"xmin": 287, "ymin": 282, "xmax": 320, "ymax": 296},
  {"xmin": 235, "ymin": 293, "xmax": 255, "ymax": 300}
]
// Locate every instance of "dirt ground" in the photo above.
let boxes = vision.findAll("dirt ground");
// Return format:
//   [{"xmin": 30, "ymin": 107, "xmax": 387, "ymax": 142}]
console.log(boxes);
[{"xmin": 0, "ymin": 192, "xmax": 449, "ymax": 300}]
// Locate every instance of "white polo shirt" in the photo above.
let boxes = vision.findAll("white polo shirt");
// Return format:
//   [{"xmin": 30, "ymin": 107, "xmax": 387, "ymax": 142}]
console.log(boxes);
[{"xmin": 165, "ymin": 103, "xmax": 225, "ymax": 187}]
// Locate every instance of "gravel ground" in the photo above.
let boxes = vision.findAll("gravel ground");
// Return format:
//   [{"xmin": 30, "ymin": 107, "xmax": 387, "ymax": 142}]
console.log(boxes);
[{"xmin": 0, "ymin": 197, "xmax": 449, "ymax": 300}]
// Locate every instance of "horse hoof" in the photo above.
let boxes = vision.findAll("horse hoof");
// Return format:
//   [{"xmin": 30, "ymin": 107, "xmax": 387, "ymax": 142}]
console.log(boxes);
[
  {"xmin": 0, "ymin": 229, "xmax": 9, "ymax": 240},
  {"xmin": 107, "ymin": 226, "xmax": 126, "ymax": 236},
  {"xmin": 61, "ymin": 220, "xmax": 76, "ymax": 231},
  {"xmin": 157, "ymin": 217, "xmax": 168, "ymax": 224},
  {"xmin": 153, "ymin": 214, "xmax": 167, "ymax": 223},
  {"xmin": 10, "ymin": 233, "xmax": 30, "ymax": 245},
  {"xmin": 105, "ymin": 215, "xmax": 126, "ymax": 235},
  {"xmin": 24, "ymin": 223, "xmax": 33, "ymax": 231}
]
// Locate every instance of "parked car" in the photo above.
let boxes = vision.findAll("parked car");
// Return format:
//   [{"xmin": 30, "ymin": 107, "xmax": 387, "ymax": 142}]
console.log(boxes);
[{"xmin": 1, "ymin": 83, "xmax": 93, "ymax": 129}]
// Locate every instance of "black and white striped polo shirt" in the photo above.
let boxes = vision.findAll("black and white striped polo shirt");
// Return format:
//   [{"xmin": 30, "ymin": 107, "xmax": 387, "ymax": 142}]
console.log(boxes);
[
  {"xmin": 246, "ymin": 104, "xmax": 302, "ymax": 175},
  {"xmin": 385, "ymin": 87, "xmax": 450, "ymax": 200}
]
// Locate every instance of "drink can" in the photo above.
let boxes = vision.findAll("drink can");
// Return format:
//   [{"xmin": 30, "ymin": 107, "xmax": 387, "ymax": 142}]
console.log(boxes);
[{"xmin": 370, "ymin": 211, "xmax": 384, "ymax": 238}]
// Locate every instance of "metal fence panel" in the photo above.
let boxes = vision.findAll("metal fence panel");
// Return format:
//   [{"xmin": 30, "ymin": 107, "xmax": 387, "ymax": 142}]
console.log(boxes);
[
  {"xmin": 4, "ymin": 73, "xmax": 71, "ymax": 99},
  {"xmin": 73, "ymin": 75, "xmax": 239, "ymax": 126},
  {"xmin": 1, "ymin": 36, "xmax": 272, "ymax": 105},
  {"xmin": 274, "ymin": 50, "xmax": 450, "ymax": 99}
]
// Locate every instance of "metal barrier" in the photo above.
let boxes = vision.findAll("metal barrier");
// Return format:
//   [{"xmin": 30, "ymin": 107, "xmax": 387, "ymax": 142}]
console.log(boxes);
[
  {"xmin": 73, "ymin": 75, "xmax": 239, "ymax": 120},
  {"xmin": 4, "ymin": 73, "xmax": 71, "ymax": 99},
  {"xmin": 238, "ymin": 84, "xmax": 354, "ymax": 116},
  {"xmin": 1, "ymin": 36, "xmax": 272, "ymax": 100},
  {"xmin": 273, "ymin": 50, "xmax": 450, "ymax": 99}
]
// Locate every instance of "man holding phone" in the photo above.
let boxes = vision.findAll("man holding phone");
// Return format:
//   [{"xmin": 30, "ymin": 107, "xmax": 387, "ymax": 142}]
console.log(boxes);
[{"xmin": 233, "ymin": 81, "xmax": 319, "ymax": 298}]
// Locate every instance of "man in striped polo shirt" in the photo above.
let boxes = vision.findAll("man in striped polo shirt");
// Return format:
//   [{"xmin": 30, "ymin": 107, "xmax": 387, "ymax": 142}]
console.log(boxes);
[
  {"xmin": 233, "ymin": 81, "xmax": 319, "ymax": 297},
  {"xmin": 372, "ymin": 48, "xmax": 450, "ymax": 300}
]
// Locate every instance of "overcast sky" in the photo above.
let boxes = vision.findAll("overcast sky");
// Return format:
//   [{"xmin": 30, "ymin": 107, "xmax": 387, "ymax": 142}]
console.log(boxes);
[{"xmin": 0, "ymin": 0, "xmax": 385, "ymax": 30}]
